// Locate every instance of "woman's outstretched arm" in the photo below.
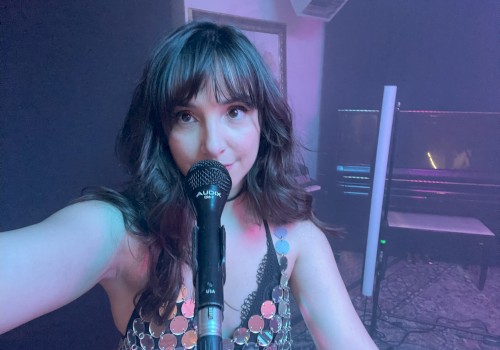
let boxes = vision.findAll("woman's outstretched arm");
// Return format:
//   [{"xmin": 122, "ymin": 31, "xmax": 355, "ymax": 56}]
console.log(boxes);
[{"xmin": 0, "ymin": 200, "xmax": 126, "ymax": 334}]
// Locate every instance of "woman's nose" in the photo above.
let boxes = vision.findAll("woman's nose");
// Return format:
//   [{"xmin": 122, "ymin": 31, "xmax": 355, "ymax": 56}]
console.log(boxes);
[{"xmin": 201, "ymin": 119, "xmax": 225, "ymax": 157}]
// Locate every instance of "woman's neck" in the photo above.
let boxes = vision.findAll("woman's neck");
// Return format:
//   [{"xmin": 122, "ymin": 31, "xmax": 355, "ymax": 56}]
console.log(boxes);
[{"xmin": 222, "ymin": 195, "xmax": 260, "ymax": 234}]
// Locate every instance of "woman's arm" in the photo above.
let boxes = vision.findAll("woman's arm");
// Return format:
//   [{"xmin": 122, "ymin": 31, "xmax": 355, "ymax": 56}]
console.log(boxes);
[
  {"xmin": 289, "ymin": 221, "xmax": 378, "ymax": 349},
  {"xmin": 0, "ymin": 200, "xmax": 126, "ymax": 334}
]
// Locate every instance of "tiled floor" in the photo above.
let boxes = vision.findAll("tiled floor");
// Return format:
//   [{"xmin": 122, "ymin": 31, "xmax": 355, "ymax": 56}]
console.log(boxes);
[{"xmin": 291, "ymin": 251, "xmax": 500, "ymax": 350}]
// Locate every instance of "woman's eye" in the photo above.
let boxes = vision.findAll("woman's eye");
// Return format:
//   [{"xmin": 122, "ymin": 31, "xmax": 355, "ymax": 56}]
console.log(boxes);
[
  {"xmin": 175, "ymin": 111, "xmax": 195, "ymax": 123},
  {"xmin": 227, "ymin": 106, "xmax": 248, "ymax": 119}
]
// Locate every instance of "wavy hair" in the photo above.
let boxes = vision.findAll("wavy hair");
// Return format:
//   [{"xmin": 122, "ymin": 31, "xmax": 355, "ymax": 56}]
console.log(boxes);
[{"xmin": 81, "ymin": 21, "xmax": 322, "ymax": 323}]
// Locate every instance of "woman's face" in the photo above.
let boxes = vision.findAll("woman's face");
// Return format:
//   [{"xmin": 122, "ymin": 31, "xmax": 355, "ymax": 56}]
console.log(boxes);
[{"xmin": 168, "ymin": 87, "xmax": 261, "ymax": 198}]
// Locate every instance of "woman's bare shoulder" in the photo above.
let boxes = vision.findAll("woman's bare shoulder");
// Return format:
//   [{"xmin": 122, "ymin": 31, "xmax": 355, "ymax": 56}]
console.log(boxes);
[
  {"xmin": 285, "ymin": 219, "xmax": 327, "ymax": 247},
  {"xmin": 46, "ymin": 200, "xmax": 126, "ymax": 229},
  {"xmin": 60, "ymin": 200, "xmax": 149, "ymax": 274}
]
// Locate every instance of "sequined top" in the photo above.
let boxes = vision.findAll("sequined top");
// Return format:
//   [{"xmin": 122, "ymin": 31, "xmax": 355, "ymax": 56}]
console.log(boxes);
[{"xmin": 118, "ymin": 221, "xmax": 293, "ymax": 350}]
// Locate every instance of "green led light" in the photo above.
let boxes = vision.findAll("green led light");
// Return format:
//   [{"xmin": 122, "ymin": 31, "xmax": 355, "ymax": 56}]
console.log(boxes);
[{"xmin": 380, "ymin": 239, "xmax": 387, "ymax": 245}]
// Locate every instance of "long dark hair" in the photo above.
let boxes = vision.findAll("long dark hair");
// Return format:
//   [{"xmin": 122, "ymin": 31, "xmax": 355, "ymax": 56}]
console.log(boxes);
[{"xmin": 81, "ymin": 21, "xmax": 324, "ymax": 323}]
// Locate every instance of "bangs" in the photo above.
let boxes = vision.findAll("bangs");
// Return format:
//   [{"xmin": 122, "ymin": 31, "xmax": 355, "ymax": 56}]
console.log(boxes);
[
  {"xmin": 169, "ymin": 45, "xmax": 259, "ymax": 109},
  {"xmin": 153, "ymin": 24, "xmax": 265, "ymax": 130}
]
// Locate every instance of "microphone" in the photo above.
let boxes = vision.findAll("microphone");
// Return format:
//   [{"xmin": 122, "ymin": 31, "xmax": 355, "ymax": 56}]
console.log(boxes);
[{"xmin": 185, "ymin": 160, "xmax": 232, "ymax": 349}]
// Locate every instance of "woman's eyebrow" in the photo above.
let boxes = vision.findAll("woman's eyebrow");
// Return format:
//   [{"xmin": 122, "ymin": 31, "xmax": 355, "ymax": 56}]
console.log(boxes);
[{"xmin": 173, "ymin": 101, "xmax": 196, "ymax": 109}]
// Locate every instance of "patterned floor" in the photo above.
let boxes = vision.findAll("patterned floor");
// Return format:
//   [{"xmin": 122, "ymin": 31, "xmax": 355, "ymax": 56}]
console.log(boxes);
[{"xmin": 290, "ymin": 251, "xmax": 500, "ymax": 350}]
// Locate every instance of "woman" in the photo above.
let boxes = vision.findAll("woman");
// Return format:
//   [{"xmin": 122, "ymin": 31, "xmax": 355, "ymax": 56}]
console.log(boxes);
[{"xmin": 0, "ymin": 21, "xmax": 377, "ymax": 349}]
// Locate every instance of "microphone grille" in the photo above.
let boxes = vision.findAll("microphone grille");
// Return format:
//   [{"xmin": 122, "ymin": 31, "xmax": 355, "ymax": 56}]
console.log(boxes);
[{"xmin": 185, "ymin": 160, "xmax": 232, "ymax": 195}]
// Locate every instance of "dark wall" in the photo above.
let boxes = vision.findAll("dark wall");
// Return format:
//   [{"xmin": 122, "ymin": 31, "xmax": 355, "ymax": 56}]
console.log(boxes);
[
  {"xmin": 319, "ymin": 0, "xmax": 500, "ymax": 113},
  {"xmin": 316, "ymin": 0, "xmax": 500, "ymax": 247},
  {"xmin": 0, "ymin": 1, "xmax": 175, "ymax": 348}
]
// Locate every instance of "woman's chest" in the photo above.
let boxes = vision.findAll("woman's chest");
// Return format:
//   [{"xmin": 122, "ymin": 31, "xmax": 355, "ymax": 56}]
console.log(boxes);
[{"xmin": 119, "ymin": 222, "xmax": 295, "ymax": 349}]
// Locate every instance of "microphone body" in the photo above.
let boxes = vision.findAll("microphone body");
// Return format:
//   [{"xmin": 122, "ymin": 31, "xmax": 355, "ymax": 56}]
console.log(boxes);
[{"xmin": 186, "ymin": 160, "xmax": 231, "ymax": 350}]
